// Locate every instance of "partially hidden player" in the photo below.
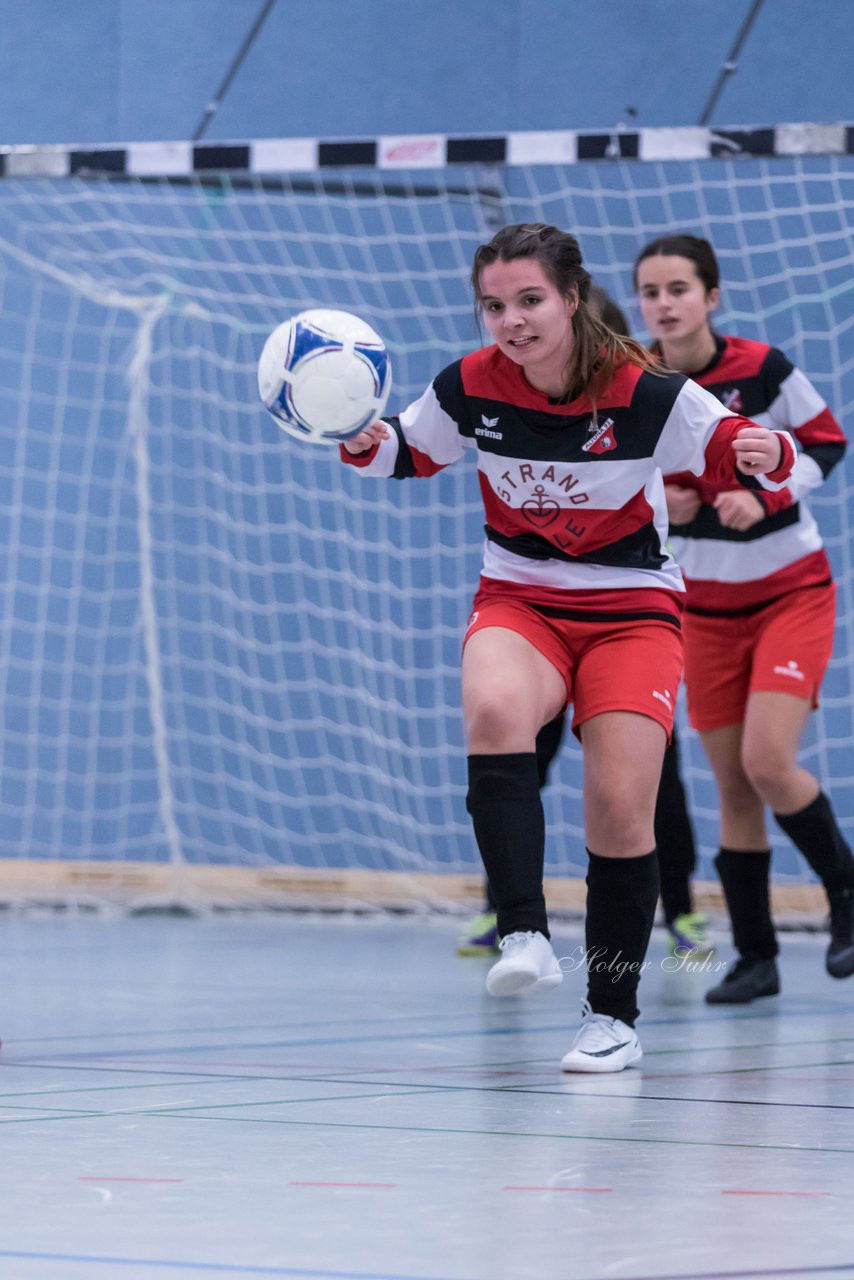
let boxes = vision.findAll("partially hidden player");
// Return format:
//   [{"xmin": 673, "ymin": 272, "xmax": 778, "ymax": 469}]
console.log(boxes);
[{"xmin": 635, "ymin": 233, "xmax": 854, "ymax": 1003}]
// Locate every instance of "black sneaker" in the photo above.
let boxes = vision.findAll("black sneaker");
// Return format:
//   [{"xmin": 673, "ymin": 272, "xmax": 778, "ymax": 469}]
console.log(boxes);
[
  {"xmin": 705, "ymin": 956, "xmax": 780, "ymax": 1005},
  {"xmin": 826, "ymin": 888, "xmax": 854, "ymax": 979}
]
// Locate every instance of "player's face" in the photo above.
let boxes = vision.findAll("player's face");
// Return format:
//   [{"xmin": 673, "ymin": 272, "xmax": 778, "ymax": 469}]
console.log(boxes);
[
  {"xmin": 478, "ymin": 258, "xmax": 577, "ymax": 395},
  {"xmin": 636, "ymin": 255, "xmax": 719, "ymax": 345}
]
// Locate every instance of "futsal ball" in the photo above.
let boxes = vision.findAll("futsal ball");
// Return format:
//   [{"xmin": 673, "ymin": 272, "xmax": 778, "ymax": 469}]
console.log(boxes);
[{"xmin": 257, "ymin": 308, "xmax": 392, "ymax": 445}]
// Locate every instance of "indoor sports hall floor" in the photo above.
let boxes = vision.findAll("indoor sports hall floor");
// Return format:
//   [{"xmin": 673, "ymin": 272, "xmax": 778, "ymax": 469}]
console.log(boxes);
[{"xmin": 0, "ymin": 911, "xmax": 853, "ymax": 1280}]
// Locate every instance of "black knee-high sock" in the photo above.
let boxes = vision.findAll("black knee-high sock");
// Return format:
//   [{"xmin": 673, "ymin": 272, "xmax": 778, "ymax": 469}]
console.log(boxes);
[
  {"xmin": 715, "ymin": 848, "xmax": 778, "ymax": 960},
  {"xmin": 585, "ymin": 850, "xmax": 659, "ymax": 1026},
  {"xmin": 535, "ymin": 712, "xmax": 566, "ymax": 788},
  {"xmin": 467, "ymin": 753, "xmax": 548, "ymax": 938},
  {"xmin": 480, "ymin": 716, "xmax": 566, "ymax": 913},
  {"xmin": 773, "ymin": 791, "xmax": 854, "ymax": 893},
  {"xmin": 655, "ymin": 730, "xmax": 697, "ymax": 922}
]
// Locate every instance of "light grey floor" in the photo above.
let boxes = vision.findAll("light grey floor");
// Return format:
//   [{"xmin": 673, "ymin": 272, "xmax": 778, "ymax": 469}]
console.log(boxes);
[{"xmin": 0, "ymin": 912, "xmax": 853, "ymax": 1280}]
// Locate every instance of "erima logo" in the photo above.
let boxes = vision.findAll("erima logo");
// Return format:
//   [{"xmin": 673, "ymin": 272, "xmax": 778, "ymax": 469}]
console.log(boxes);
[
  {"xmin": 476, "ymin": 414, "xmax": 503, "ymax": 440},
  {"xmin": 773, "ymin": 660, "xmax": 805, "ymax": 681},
  {"xmin": 581, "ymin": 416, "xmax": 617, "ymax": 454},
  {"xmin": 652, "ymin": 689, "xmax": 673, "ymax": 710}
]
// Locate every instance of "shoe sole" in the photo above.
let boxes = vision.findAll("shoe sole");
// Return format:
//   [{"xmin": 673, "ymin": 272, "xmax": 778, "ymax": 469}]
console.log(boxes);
[
  {"xmin": 826, "ymin": 947, "xmax": 854, "ymax": 979},
  {"xmin": 704, "ymin": 984, "xmax": 779, "ymax": 1005},
  {"xmin": 561, "ymin": 1045, "xmax": 643, "ymax": 1074},
  {"xmin": 486, "ymin": 970, "xmax": 563, "ymax": 997}
]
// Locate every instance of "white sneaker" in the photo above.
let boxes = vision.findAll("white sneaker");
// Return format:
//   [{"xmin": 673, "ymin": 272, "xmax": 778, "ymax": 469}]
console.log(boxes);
[
  {"xmin": 485, "ymin": 931, "xmax": 563, "ymax": 997},
  {"xmin": 560, "ymin": 1001, "xmax": 642, "ymax": 1073}
]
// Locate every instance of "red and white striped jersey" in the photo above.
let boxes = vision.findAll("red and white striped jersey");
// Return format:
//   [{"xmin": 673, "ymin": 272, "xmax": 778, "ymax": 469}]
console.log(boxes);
[
  {"xmin": 342, "ymin": 344, "xmax": 795, "ymax": 623},
  {"xmin": 664, "ymin": 334, "xmax": 846, "ymax": 614}
]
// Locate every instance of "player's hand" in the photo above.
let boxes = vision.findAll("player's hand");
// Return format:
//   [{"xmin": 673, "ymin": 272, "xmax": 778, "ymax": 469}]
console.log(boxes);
[
  {"xmin": 341, "ymin": 420, "xmax": 390, "ymax": 455},
  {"xmin": 664, "ymin": 484, "xmax": 702, "ymax": 525},
  {"xmin": 732, "ymin": 427, "xmax": 782, "ymax": 475},
  {"xmin": 713, "ymin": 489, "xmax": 765, "ymax": 531}
]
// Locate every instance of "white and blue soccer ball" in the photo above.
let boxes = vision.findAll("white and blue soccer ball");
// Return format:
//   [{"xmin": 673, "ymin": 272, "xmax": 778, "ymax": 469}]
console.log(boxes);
[{"xmin": 258, "ymin": 308, "xmax": 392, "ymax": 445}]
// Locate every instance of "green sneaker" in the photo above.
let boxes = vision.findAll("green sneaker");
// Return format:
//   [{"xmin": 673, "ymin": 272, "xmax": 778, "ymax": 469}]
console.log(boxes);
[
  {"xmin": 456, "ymin": 912, "xmax": 500, "ymax": 956},
  {"xmin": 666, "ymin": 912, "xmax": 715, "ymax": 961}
]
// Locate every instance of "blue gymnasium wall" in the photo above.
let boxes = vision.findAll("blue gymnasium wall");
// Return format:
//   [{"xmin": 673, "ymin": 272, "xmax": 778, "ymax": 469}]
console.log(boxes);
[{"xmin": 0, "ymin": 0, "xmax": 852, "ymax": 145}]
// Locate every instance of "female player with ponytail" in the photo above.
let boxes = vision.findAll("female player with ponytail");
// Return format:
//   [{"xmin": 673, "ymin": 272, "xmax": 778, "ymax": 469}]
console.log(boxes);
[{"xmin": 342, "ymin": 223, "xmax": 793, "ymax": 1070}]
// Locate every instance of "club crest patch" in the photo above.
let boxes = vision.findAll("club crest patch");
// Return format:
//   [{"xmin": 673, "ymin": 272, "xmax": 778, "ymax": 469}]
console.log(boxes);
[{"xmin": 581, "ymin": 417, "xmax": 617, "ymax": 455}]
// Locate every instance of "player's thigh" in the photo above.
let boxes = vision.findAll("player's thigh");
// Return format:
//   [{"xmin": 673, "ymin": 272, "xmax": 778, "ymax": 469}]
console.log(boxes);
[
  {"xmin": 581, "ymin": 711, "xmax": 667, "ymax": 856},
  {"xmin": 462, "ymin": 624, "xmax": 568, "ymax": 750}
]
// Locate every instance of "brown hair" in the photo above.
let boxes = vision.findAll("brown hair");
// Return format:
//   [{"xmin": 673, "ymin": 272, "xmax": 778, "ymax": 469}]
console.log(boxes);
[
  {"xmin": 588, "ymin": 284, "xmax": 630, "ymax": 336},
  {"xmin": 632, "ymin": 233, "xmax": 720, "ymax": 293},
  {"xmin": 471, "ymin": 223, "xmax": 660, "ymax": 405}
]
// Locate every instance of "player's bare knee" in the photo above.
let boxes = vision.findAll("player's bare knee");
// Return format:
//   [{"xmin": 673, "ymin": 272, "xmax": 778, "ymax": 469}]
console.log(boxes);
[
  {"xmin": 741, "ymin": 744, "xmax": 792, "ymax": 804},
  {"xmin": 465, "ymin": 697, "xmax": 531, "ymax": 753},
  {"xmin": 587, "ymin": 785, "xmax": 650, "ymax": 852}
]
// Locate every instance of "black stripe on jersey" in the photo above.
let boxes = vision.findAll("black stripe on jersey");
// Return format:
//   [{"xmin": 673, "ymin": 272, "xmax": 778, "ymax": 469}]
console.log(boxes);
[
  {"xmin": 686, "ymin": 578, "xmax": 832, "ymax": 619},
  {"xmin": 628, "ymin": 368, "xmax": 687, "ymax": 448},
  {"xmin": 386, "ymin": 418, "xmax": 417, "ymax": 479},
  {"xmin": 433, "ymin": 360, "xmax": 467, "ymax": 423},
  {"xmin": 533, "ymin": 603, "xmax": 681, "ymax": 628},
  {"xmin": 672, "ymin": 503, "xmax": 801, "ymax": 542},
  {"xmin": 485, "ymin": 520, "xmax": 667, "ymax": 570},
  {"xmin": 809, "ymin": 440, "xmax": 847, "ymax": 478},
  {"xmin": 458, "ymin": 368, "xmax": 684, "ymax": 464}
]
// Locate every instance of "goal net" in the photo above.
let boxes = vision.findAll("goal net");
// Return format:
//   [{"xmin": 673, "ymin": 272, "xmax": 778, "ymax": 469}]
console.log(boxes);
[{"xmin": 0, "ymin": 147, "xmax": 851, "ymax": 915}]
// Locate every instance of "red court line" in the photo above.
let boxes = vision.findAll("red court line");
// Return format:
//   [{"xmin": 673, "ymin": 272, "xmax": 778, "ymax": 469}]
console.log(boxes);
[
  {"xmin": 722, "ymin": 1189, "xmax": 832, "ymax": 1197},
  {"xmin": 78, "ymin": 1177, "xmax": 183, "ymax": 1184},
  {"xmin": 503, "ymin": 1185, "xmax": 613, "ymax": 1193},
  {"xmin": 290, "ymin": 1181, "xmax": 397, "ymax": 1188}
]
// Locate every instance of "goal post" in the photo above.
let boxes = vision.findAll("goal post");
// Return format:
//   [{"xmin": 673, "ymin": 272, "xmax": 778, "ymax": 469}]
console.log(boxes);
[{"xmin": 0, "ymin": 126, "xmax": 851, "ymax": 918}]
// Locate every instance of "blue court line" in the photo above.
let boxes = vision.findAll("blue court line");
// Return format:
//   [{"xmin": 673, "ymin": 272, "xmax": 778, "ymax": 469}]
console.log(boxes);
[
  {"xmin": 1, "ymin": 1251, "xmax": 852, "ymax": 1280},
  {"xmin": 581, "ymin": 1267, "xmax": 854, "ymax": 1280},
  {"xmin": 0, "ymin": 1250, "xmax": 466, "ymax": 1280}
]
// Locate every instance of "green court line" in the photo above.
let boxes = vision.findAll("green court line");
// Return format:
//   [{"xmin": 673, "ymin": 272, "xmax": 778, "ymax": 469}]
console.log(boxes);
[
  {"xmin": 156, "ymin": 1110, "xmax": 854, "ymax": 1156},
  {"xmin": 3, "ymin": 1066, "xmax": 852, "ymax": 1118},
  {"xmin": 646, "ymin": 1057, "xmax": 854, "ymax": 1078},
  {"xmin": 0, "ymin": 1085, "xmax": 455, "ymax": 1125},
  {"xmin": 0, "ymin": 1077, "xmax": 263, "ymax": 1102},
  {"xmin": 281, "ymin": 1074, "xmax": 854, "ymax": 1112},
  {"xmin": 6, "ymin": 1004, "xmax": 490, "ymax": 1048}
]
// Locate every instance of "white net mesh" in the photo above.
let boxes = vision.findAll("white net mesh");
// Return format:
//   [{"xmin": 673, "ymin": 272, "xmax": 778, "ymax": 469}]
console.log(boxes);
[{"xmin": 0, "ymin": 155, "xmax": 851, "ymax": 910}]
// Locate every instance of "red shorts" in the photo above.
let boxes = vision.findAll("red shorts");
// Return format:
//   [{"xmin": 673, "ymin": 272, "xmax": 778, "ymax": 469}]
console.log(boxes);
[
  {"xmin": 463, "ymin": 593, "xmax": 684, "ymax": 739},
  {"xmin": 683, "ymin": 583, "xmax": 836, "ymax": 732}
]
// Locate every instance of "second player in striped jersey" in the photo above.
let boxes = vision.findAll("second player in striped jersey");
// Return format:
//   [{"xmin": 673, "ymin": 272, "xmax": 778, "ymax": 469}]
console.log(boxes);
[{"xmin": 636, "ymin": 233, "xmax": 854, "ymax": 1003}]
